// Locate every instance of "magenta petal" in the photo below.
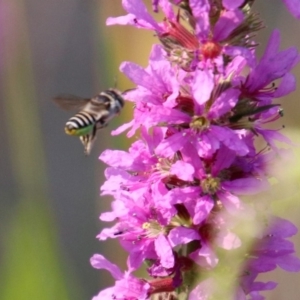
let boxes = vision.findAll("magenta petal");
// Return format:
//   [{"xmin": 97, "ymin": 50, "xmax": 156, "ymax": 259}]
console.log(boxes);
[
  {"xmin": 155, "ymin": 234, "xmax": 174, "ymax": 268},
  {"xmin": 99, "ymin": 211, "xmax": 118, "ymax": 222},
  {"xmin": 114, "ymin": 276, "xmax": 150, "ymax": 299},
  {"xmin": 189, "ymin": 243, "xmax": 218, "ymax": 268},
  {"xmin": 180, "ymin": 144, "xmax": 205, "ymax": 173},
  {"xmin": 193, "ymin": 196, "xmax": 214, "ymax": 225},
  {"xmin": 277, "ymin": 254, "xmax": 300, "ymax": 272},
  {"xmin": 111, "ymin": 120, "xmax": 134, "ymax": 136},
  {"xmin": 92, "ymin": 287, "xmax": 115, "ymax": 300},
  {"xmin": 251, "ymin": 281, "xmax": 277, "ymax": 291},
  {"xmin": 222, "ymin": 177, "xmax": 269, "ymax": 195},
  {"xmin": 263, "ymin": 30, "xmax": 280, "ymax": 60},
  {"xmin": 273, "ymin": 73, "xmax": 296, "ymax": 97},
  {"xmin": 208, "ymin": 88, "xmax": 240, "ymax": 119},
  {"xmin": 90, "ymin": 254, "xmax": 123, "ymax": 280},
  {"xmin": 214, "ymin": 9, "xmax": 244, "ymax": 41},
  {"xmin": 159, "ymin": 0, "xmax": 175, "ymax": 20},
  {"xmin": 268, "ymin": 217, "xmax": 298, "ymax": 238},
  {"xmin": 247, "ymin": 257, "xmax": 277, "ymax": 272},
  {"xmin": 100, "ymin": 149, "xmax": 133, "ymax": 168},
  {"xmin": 170, "ymin": 160, "xmax": 195, "ymax": 181},
  {"xmin": 210, "ymin": 126, "xmax": 249, "ymax": 156},
  {"xmin": 156, "ymin": 131, "xmax": 189, "ymax": 157},
  {"xmin": 189, "ymin": 0, "xmax": 210, "ymax": 18},
  {"xmin": 106, "ymin": 15, "xmax": 136, "ymax": 26},
  {"xmin": 192, "ymin": 69, "xmax": 214, "ymax": 105},
  {"xmin": 211, "ymin": 146, "xmax": 235, "ymax": 175},
  {"xmin": 189, "ymin": 279, "xmax": 215, "ymax": 300},
  {"xmin": 215, "ymin": 230, "xmax": 241, "ymax": 250},
  {"xmin": 128, "ymin": 249, "xmax": 150, "ymax": 271},
  {"xmin": 257, "ymin": 129, "xmax": 293, "ymax": 149},
  {"xmin": 168, "ymin": 227, "xmax": 200, "ymax": 247},
  {"xmin": 217, "ymin": 191, "xmax": 245, "ymax": 214},
  {"xmin": 195, "ymin": 131, "xmax": 220, "ymax": 157},
  {"xmin": 222, "ymin": 0, "xmax": 244, "ymax": 10},
  {"xmin": 282, "ymin": 0, "xmax": 300, "ymax": 19},
  {"xmin": 246, "ymin": 30, "xmax": 299, "ymax": 92},
  {"xmin": 97, "ymin": 226, "xmax": 121, "ymax": 240},
  {"xmin": 254, "ymin": 238, "xmax": 294, "ymax": 257},
  {"xmin": 150, "ymin": 105, "xmax": 190, "ymax": 124},
  {"xmin": 149, "ymin": 44, "xmax": 166, "ymax": 62},
  {"xmin": 120, "ymin": 61, "xmax": 160, "ymax": 92},
  {"xmin": 224, "ymin": 46, "xmax": 256, "ymax": 68},
  {"xmin": 123, "ymin": 0, "xmax": 161, "ymax": 30}
]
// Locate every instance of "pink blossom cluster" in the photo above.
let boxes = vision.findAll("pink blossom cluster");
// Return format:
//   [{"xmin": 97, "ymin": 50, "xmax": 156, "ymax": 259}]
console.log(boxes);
[{"xmin": 91, "ymin": 1, "xmax": 300, "ymax": 299}]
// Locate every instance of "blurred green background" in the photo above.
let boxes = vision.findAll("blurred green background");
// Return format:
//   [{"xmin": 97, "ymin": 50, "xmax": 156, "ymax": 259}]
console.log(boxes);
[{"xmin": 0, "ymin": 1, "xmax": 299, "ymax": 299}]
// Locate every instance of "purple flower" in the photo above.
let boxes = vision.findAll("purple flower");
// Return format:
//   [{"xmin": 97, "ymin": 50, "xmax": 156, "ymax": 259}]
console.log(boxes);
[
  {"xmin": 117, "ymin": 46, "xmax": 254, "ymax": 159},
  {"xmin": 107, "ymin": 0, "xmax": 259, "ymax": 71},
  {"xmin": 90, "ymin": 254, "xmax": 151, "ymax": 299},
  {"xmin": 242, "ymin": 30, "xmax": 299, "ymax": 99},
  {"xmin": 91, "ymin": 1, "xmax": 300, "ymax": 299},
  {"xmin": 97, "ymin": 188, "xmax": 176, "ymax": 271},
  {"xmin": 241, "ymin": 217, "xmax": 300, "ymax": 298}
]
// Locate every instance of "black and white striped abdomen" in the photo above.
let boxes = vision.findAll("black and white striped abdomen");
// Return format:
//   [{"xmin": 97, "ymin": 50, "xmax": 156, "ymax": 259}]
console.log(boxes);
[{"xmin": 65, "ymin": 111, "xmax": 97, "ymax": 130}]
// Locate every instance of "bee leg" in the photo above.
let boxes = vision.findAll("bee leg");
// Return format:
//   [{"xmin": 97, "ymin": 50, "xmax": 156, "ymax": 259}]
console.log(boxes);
[
  {"xmin": 96, "ymin": 119, "xmax": 108, "ymax": 130},
  {"xmin": 82, "ymin": 125, "xmax": 98, "ymax": 155},
  {"xmin": 79, "ymin": 135, "xmax": 89, "ymax": 155}
]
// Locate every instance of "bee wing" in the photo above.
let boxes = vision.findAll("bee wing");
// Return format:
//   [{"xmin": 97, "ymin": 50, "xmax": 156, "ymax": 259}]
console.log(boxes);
[
  {"xmin": 53, "ymin": 95, "xmax": 90, "ymax": 111},
  {"xmin": 90, "ymin": 96, "xmax": 110, "ymax": 108}
]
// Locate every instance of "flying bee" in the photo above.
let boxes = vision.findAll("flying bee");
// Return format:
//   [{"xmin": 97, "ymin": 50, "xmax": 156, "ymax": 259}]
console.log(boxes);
[{"xmin": 53, "ymin": 89, "xmax": 124, "ymax": 155}]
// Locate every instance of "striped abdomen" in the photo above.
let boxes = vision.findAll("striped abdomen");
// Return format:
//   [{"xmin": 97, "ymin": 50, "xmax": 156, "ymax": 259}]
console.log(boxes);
[{"xmin": 65, "ymin": 111, "xmax": 97, "ymax": 136}]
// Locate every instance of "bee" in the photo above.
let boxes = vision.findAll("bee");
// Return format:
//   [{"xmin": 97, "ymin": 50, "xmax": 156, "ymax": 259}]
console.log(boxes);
[{"xmin": 53, "ymin": 89, "xmax": 124, "ymax": 155}]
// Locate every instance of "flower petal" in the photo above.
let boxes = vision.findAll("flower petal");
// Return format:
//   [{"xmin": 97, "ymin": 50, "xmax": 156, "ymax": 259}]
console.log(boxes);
[
  {"xmin": 208, "ymin": 88, "xmax": 240, "ymax": 119},
  {"xmin": 214, "ymin": 9, "xmax": 244, "ymax": 41},
  {"xmin": 168, "ymin": 227, "xmax": 200, "ymax": 247},
  {"xmin": 90, "ymin": 254, "xmax": 123, "ymax": 280},
  {"xmin": 155, "ymin": 234, "xmax": 174, "ymax": 268},
  {"xmin": 282, "ymin": 0, "xmax": 300, "ymax": 19},
  {"xmin": 274, "ymin": 73, "xmax": 296, "ymax": 97},
  {"xmin": 189, "ymin": 243, "xmax": 219, "ymax": 268},
  {"xmin": 222, "ymin": 0, "xmax": 244, "ymax": 10},
  {"xmin": 192, "ymin": 69, "xmax": 214, "ymax": 106},
  {"xmin": 193, "ymin": 196, "xmax": 214, "ymax": 225},
  {"xmin": 222, "ymin": 177, "xmax": 269, "ymax": 195},
  {"xmin": 277, "ymin": 254, "xmax": 300, "ymax": 272},
  {"xmin": 170, "ymin": 160, "xmax": 195, "ymax": 181},
  {"xmin": 123, "ymin": 0, "xmax": 161, "ymax": 30}
]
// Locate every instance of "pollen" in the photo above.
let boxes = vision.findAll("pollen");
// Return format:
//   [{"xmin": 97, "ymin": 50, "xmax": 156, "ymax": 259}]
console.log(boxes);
[
  {"xmin": 142, "ymin": 221, "xmax": 165, "ymax": 238},
  {"xmin": 155, "ymin": 157, "xmax": 173, "ymax": 176},
  {"xmin": 190, "ymin": 116, "xmax": 210, "ymax": 132},
  {"xmin": 201, "ymin": 175, "xmax": 221, "ymax": 195}
]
